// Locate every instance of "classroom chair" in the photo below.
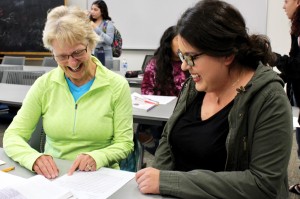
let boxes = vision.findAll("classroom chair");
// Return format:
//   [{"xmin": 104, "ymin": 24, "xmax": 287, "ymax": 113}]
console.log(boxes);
[
  {"xmin": 42, "ymin": 56, "xmax": 57, "ymax": 67},
  {"xmin": 120, "ymin": 133, "xmax": 144, "ymax": 172},
  {"xmin": 0, "ymin": 65, "xmax": 25, "ymax": 114},
  {"xmin": 0, "ymin": 65, "xmax": 24, "ymax": 82},
  {"xmin": 141, "ymin": 55, "xmax": 154, "ymax": 73},
  {"xmin": 1, "ymin": 56, "xmax": 25, "ymax": 65},
  {"xmin": 1, "ymin": 70, "xmax": 45, "ymax": 85}
]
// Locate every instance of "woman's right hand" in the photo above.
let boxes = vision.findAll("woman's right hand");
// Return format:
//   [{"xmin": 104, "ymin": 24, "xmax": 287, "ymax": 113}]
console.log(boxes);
[
  {"xmin": 33, "ymin": 155, "xmax": 59, "ymax": 179},
  {"xmin": 135, "ymin": 167, "xmax": 160, "ymax": 194}
]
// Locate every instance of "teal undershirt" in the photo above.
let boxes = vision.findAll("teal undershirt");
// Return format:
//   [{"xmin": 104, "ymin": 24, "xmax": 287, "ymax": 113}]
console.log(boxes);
[{"xmin": 66, "ymin": 76, "xmax": 95, "ymax": 102}]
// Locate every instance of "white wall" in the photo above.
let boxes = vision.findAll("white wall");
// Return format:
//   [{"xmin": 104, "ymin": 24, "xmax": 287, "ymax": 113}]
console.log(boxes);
[
  {"xmin": 68, "ymin": 0, "xmax": 291, "ymax": 71},
  {"xmin": 267, "ymin": 0, "xmax": 291, "ymax": 54}
]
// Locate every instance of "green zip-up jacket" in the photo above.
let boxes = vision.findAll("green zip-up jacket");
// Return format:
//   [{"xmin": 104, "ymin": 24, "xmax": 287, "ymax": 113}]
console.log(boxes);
[
  {"xmin": 3, "ymin": 57, "xmax": 133, "ymax": 171},
  {"xmin": 153, "ymin": 63, "xmax": 293, "ymax": 199}
]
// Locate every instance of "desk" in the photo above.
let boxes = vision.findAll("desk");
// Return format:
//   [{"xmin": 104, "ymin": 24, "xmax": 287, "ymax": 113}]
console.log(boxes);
[
  {"xmin": 0, "ymin": 83, "xmax": 30, "ymax": 107},
  {"xmin": 126, "ymin": 77, "xmax": 142, "ymax": 87},
  {"xmin": 0, "ymin": 148, "xmax": 173, "ymax": 199},
  {"xmin": 0, "ymin": 64, "xmax": 55, "ymax": 73},
  {"xmin": 23, "ymin": 65, "xmax": 55, "ymax": 73},
  {"xmin": 0, "ymin": 83, "xmax": 176, "ymax": 125},
  {"xmin": 25, "ymin": 66, "xmax": 142, "ymax": 87}
]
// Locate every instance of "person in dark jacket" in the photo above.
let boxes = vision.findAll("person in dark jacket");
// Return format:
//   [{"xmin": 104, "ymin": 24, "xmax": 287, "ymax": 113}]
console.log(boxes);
[
  {"xmin": 272, "ymin": 0, "xmax": 300, "ymax": 195},
  {"xmin": 135, "ymin": 0, "xmax": 293, "ymax": 198}
]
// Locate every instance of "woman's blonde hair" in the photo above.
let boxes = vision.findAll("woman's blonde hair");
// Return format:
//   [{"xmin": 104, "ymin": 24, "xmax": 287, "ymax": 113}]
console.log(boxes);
[{"xmin": 43, "ymin": 6, "xmax": 100, "ymax": 51}]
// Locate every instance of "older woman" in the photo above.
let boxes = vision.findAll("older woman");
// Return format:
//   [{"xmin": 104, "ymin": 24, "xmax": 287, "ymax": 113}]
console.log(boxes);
[
  {"xmin": 135, "ymin": 0, "xmax": 293, "ymax": 198},
  {"xmin": 3, "ymin": 6, "xmax": 133, "ymax": 179}
]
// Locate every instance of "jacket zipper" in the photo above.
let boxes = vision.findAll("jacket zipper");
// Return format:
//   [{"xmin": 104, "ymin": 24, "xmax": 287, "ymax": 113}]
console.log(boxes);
[{"xmin": 73, "ymin": 104, "xmax": 78, "ymax": 134}]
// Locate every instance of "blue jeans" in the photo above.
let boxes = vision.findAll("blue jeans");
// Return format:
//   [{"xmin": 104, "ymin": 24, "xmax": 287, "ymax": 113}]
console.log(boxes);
[{"xmin": 94, "ymin": 49, "xmax": 105, "ymax": 66}]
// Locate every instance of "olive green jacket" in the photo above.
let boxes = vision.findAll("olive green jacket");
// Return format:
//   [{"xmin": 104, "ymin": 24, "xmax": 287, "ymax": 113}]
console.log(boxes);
[{"xmin": 153, "ymin": 64, "xmax": 293, "ymax": 199}]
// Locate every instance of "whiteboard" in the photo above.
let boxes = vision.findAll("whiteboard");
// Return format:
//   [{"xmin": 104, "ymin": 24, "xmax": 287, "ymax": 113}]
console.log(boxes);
[{"xmin": 87, "ymin": 0, "xmax": 268, "ymax": 50}]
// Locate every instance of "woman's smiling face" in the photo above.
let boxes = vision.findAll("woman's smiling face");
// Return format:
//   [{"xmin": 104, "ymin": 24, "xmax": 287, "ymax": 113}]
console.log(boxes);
[
  {"xmin": 52, "ymin": 40, "xmax": 95, "ymax": 86},
  {"xmin": 178, "ymin": 35, "xmax": 233, "ymax": 93}
]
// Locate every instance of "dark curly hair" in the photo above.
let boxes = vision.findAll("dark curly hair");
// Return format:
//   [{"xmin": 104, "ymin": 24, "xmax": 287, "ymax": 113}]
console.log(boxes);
[
  {"xmin": 291, "ymin": 5, "xmax": 300, "ymax": 36},
  {"xmin": 90, "ymin": 0, "xmax": 112, "ymax": 22},
  {"xmin": 177, "ymin": 0, "xmax": 275, "ymax": 69},
  {"xmin": 153, "ymin": 26, "xmax": 180, "ymax": 96}
]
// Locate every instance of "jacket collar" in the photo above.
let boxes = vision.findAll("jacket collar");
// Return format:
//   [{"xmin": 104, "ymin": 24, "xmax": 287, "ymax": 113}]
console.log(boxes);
[{"xmin": 49, "ymin": 56, "xmax": 111, "ymax": 90}]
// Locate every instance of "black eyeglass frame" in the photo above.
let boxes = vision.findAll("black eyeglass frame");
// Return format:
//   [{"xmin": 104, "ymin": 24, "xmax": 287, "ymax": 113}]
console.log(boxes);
[
  {"xmin": 177, "ymin": 49, "xmax": 204, "ymax": 67},
  {"xmin": 53, "ymin": 45, "xmax": 88, "ymax": 62}
]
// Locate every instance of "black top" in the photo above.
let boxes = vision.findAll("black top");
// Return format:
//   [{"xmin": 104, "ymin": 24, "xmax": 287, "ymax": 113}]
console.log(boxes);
[
  {"xmin": 275, "ymin": 35, "xmax": 300, "ymax": 107},
  {"xmin": 170, "ymin": 92, "xmax": 233, "ymax": 172}
]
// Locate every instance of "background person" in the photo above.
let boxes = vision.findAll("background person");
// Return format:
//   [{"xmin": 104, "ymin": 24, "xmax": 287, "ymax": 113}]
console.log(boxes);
[
  {"xmin": 135, "ymin": 0, "xmax": 293, "ymax": 198},
  {"xmin": 272, "ymin": 0, "xmax": 300, "ymax": 195},
  {"xmin": 138, "ymin": 26, "xmax": 187, "ymax": 155},
  {"xmin": 3, "ymin": 5, "xmax": 133, "ymax": 179},
  {"xmin": 90, "ymin": 0, "xmax": 114, "ymax": 70}
]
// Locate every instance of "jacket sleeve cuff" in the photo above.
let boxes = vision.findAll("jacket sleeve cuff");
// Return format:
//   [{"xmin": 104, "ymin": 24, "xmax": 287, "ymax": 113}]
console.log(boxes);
[
  {"xmin": 24, "ymin": 153, "xmax": 43, "ymax": 172},
  {"xmin": 159, "ymin": 170, "xmax": 180, "ymax": 196}
]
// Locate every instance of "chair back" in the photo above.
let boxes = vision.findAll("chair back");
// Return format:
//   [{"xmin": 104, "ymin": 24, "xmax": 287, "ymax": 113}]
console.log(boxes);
[
  {"xmin": 0, "ymin": 65, "xmax": 24, "ymax": 82},
  {"xmin": 28, "ymin": 117, "xmax": 46, "ymax": 153},
  {"xmin": 141, "ymin": 55, "xmax": 154, "ymax": 72},
  {"xmin": 1, "ymin": 56, "xmax": 25, "ymax": 65},
  {"xmin": 120, "ymin": 133, "xmax": 144, "ymax": 172},
  {"xmin": 1, "ymin": 70, "xmax": 45, "ymax": 85},
  {"xmin": 42, "ymin": 56, "xmax": 57, "ymax": 67}
]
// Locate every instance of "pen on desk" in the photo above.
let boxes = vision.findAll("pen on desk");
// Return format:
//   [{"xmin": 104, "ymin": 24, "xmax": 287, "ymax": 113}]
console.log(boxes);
[
  {"xmin": 1, "ymin": 166, "xmax": 15, "ymax": 172},
  {"xmin": 146, "ymin": 104, "xmax": 158, "ymax": 112},
  {"xmin": 144, "ymin": 99, "xmax": 158, "ymax": 105},
  {"xmin": 144, "ymin": 98, "xmax": 159, "ymax": 104}
]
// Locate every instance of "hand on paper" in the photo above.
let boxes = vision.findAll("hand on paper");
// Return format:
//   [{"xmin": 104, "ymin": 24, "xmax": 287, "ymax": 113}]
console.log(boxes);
[
  {"xmin": 68, "ymin": 154, "xmax": 96, "ymax": 175},
  {"xmin": 135, "ymin": 167, "xmax": 160, "ymax": 194},
  {"xmin": 33, "ymin": 155, "xmax": 59, "ymax": 179}
]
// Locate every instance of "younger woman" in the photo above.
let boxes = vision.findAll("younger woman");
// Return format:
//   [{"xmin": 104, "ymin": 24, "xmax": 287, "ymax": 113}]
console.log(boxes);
[{"xmin": 90, "ymin": 0, "xmax": 114, "ymax": 69}]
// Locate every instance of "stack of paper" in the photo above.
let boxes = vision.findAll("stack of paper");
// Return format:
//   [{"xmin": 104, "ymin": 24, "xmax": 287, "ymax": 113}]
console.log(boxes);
[
  {"xmin": 131, "ymin": 92, "xmax": 159, "ymax": 112},
  {"xmin": 0, "ymin": 172, "xmax": 73, "ymax": 199},
  {"xmin": 0, "ymin": 167, "xmax": 135, "ymax": 199}
]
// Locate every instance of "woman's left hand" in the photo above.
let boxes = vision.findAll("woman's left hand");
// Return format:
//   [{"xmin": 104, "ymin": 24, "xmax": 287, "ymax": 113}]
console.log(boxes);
[
  {"xmin": 135, "ymin": 167, "xmax": 160, "ymax": 194},
  {"xmin": 68, "ymin": 154, "xmax": 96, "ymax": 175}
]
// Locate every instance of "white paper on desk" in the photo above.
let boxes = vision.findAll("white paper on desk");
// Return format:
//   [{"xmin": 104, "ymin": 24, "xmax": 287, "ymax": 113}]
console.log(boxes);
[
  {"xmin": 0, "ymin": 171, "xmax": 26, "ymax": 189},
  {"xmin": 131, "ymin": 92, "xmax": 158, "ymax": 111},
  {"xmin": 13, "ymin": 175, "xmax": 74, "ymax": 199},
  {"xmin": 54, "ymin": 167, "xmax": 135, "ymax": 199},
  {"xmin": 142, "ymin": 94, "xmax": 176, "ymax": 105},
  {"xmin": 0, "ymin": 188, "xmax": 26, "ymax": 199}
]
